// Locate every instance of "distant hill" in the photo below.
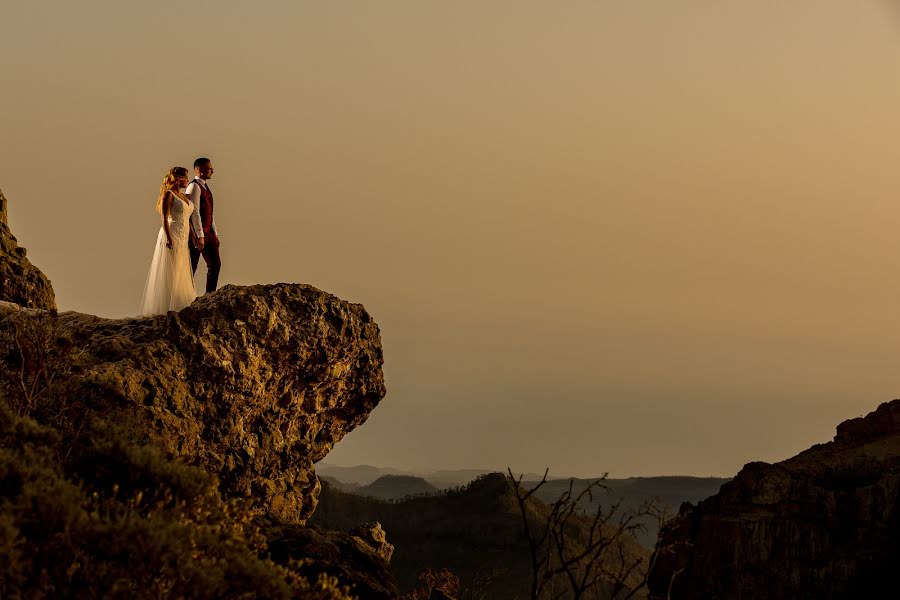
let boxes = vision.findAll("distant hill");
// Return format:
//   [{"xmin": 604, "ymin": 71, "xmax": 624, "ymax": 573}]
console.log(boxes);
[
  {"xmin": 319, "ymin": 466, "xmax": 730, "ymax": 549},
  {"xmin": 315, "ymin": 462, "xmax": 556, "ymax": 487},
  {"xmin": 315, "ymin": 464, "xmax": 410, "ymax": 486},
  {"xmin": 319, "ymin": 475, "xmax": 362, "ymax": 494},
  {"xmin": 358, "ymin": 475, "xmax": 439, "ymax": 499},
  {"xmin": 310, "ymin": 473, "xmax": 649, "ymax": 599}
]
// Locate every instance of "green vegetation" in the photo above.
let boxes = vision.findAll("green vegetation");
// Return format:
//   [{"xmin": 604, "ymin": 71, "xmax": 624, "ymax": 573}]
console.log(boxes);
[{"xmin": 0, "ymin": 399, "xmax": 354, "ymax": 599}]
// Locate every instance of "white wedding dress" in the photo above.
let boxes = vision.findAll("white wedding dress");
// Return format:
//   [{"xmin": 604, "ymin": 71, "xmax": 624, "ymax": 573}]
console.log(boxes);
[{"xmin": 139, "ymin": 193, "xmax": 197, "ymax": 316}]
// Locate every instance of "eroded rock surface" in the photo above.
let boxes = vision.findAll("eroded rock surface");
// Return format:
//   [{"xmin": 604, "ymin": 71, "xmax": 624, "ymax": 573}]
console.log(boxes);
[
  {"xmin": 0, "ymin": 283, "xmax": 385, "ymax": 523},
  {"xmin": 648, "ymin": 400, "xmax": 900, "ymax": 600},
  {"xmin": 0, "ymin": 188, "xmax": 56, "ymax": 310},
  {"xmin": 267, "ymin": 523, "xmax": 398, "ymax": 600}
]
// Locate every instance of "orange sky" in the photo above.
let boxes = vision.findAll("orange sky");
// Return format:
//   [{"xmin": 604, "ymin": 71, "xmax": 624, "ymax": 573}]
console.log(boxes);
[{"xmin": 3, "ymin": 1, "xmax": 900, "ymax": 477}]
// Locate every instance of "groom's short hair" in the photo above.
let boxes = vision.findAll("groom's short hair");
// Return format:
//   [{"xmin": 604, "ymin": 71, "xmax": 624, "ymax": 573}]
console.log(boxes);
[{"xmin": 193, "ymin": 157, "xmax": 211, "ymax": 169}]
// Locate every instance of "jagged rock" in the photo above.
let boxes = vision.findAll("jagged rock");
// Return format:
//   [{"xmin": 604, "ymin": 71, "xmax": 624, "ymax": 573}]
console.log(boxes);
[
  {"xmin": 0, "ymin": 188, "xmax": 56, "ymax": 310},
  {"xmin": 266, "ymin": 524, "xmax": 398, "ymax": 600},
  {"xmin": 0, "ymin": 283, "xmax": 385, "ymax": 523},
  {"xmin": 647, "ymin": 399, "xmax": 900, "ymax": 600},
  {"xmin": 348, "ymin": 521, "xmax": 394, "ymax": 563}
]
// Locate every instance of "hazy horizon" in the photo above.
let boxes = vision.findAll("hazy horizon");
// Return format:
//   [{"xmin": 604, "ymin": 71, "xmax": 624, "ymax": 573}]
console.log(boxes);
[
  {"xmin": 3, "ymin": 1, "xmax": 900, "ymax": 478},
  {"xmin": 315, "ymin": 460, "xmax": 731, "ymax": 481}
]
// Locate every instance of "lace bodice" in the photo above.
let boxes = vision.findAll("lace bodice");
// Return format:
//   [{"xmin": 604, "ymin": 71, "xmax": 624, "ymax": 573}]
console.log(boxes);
[{"xmin": 166, "ymin": 194, "xmax": 194, "ymax": 243}]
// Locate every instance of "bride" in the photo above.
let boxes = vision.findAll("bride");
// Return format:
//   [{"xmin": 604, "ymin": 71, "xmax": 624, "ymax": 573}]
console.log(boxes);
[{"xmin": 139, "ymin": 167, "xmax": 198, "ymax": 316}]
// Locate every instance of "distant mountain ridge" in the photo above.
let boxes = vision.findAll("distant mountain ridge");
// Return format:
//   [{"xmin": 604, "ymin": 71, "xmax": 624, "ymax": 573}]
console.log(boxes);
[
  {"xmin": 311, "ymin": 473, "xmax": 650, "ymax": 599},
  {"xmin": 320, "ymin": 466, "xmax": 730, "ymax": 548},
  {"xmin": 360, "ymin": 475, "xmax": 438, "ymax": 500},
  {"xmin": 315, "ymin": 462, "xmax": 559, "ymax": 488}
]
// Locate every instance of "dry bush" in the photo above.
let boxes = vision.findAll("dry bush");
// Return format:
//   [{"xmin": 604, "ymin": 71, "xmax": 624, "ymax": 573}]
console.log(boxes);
[
  {"xmin": 0, "ymin": 397, "xmax": 354, "ymax": 600},
  {"xmin": 399, "ymin": 567, "xmax": 461, "ymax": 599},
  {"xmin": 508, "ymin": 468, "xmax": 671, "ymax": 600},
  {"xmin": 0, "ymin": 310, "xmax": 84, "ymax": 432}
]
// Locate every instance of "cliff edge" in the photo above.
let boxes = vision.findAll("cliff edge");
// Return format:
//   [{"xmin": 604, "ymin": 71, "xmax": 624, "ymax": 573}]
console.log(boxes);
[
  {"xmin": 648, "ymin": 400, "xmax": 900, "ymax": 599},
  {"xmin": 0, "ymin": 282, "xmax": 385, "ymax": 523},
  {"xmin": 0, "ymin": 187, "xmax": 395, "ymax": 598}
]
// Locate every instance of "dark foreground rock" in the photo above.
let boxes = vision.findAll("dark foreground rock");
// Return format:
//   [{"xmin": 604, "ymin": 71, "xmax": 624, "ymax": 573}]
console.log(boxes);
[
  {"xmin": 648, "ymin": 400, "xmax": 900, "ymax": 600},
  {"xmin": 267, "ymin": 522, "xmax": 398, "ymax": 600},
  {"xmin": 0, "ymin": 188, "xmax": 56, "ymax": 310}
]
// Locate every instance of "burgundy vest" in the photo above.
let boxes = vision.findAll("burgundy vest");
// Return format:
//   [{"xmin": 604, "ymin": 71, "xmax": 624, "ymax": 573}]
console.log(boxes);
[{"xmin": 195, "ymin": 180, "xmax": 214, "ymax": 235}]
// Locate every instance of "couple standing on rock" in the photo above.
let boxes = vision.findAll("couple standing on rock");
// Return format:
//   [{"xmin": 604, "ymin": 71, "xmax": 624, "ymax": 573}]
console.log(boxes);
[{"xmin": 139, "ymin": 158, "xmax": 222, "ymax": 316}]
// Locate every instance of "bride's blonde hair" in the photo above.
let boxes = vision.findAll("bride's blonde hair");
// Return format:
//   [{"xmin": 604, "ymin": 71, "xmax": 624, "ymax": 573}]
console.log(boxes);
[{"xmin": 155, "ymin": 166, "xmax": 189, "ymax": 215}]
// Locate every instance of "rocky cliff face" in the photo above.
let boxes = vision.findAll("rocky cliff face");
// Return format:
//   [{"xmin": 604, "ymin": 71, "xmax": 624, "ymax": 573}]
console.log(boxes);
[
  {"xmin": 1, "ymin": 282, "xmax": 385, "ymax": 523},
  {"xmin": 648, "ymin": 400, "xmax": 900, "ymax": 600},
  {"xmin": 0, "ymin": 187, "xmax": 56, "ymax": 310}
]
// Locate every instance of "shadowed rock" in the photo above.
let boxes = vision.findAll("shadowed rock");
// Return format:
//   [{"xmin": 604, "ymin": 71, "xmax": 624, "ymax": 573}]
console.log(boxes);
[
  {"xmin": 0, "ymin": 188, "xmax": 56, "ymax": 310},
  {"xmin": 648, "ymin": 400, "xmax": 900, "ymax": 600},
  {"xmin": 267, "ymin": 522, "xmax": 398, "ymax": 600}
]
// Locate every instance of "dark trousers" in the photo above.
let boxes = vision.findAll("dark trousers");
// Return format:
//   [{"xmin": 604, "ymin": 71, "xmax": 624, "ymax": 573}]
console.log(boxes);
[{"xmin": 190, "ymin": 236, "xmax": 221, "ymax": 294}]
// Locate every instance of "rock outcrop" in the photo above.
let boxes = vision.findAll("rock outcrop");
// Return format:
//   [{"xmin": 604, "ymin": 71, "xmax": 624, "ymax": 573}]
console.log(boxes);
[
  {"xmin": 1, "ymin": 187, "xmax": 395, "ymax": 597},
  {"xmin": 1, "ymin": 283, "xmax": 385, "ymax": 523},
  {"xmin": 648, "ymin": 400, "xmax": 900, "ymax": 599},
  {"xmin": 0, "ymin": 187, "xmax": 56, "ymax": 310},
  {"xmin": 267, "ymin": 523, "xmax": 398, "ymax": 600}
]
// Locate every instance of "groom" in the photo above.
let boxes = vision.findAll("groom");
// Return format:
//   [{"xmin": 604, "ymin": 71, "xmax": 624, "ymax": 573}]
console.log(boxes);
[{"xmin": 186, "ymin": 157, "xmax": 222, "ymax": 293}]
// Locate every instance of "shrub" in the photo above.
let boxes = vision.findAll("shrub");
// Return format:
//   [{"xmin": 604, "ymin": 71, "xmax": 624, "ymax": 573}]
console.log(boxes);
[{"xmin": 0, "ymin": 397, "xmax": 353, "ymax": 599}]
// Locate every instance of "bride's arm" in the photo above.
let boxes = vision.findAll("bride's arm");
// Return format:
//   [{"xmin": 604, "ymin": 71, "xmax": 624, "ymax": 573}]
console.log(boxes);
[{"xmin": 161, "ymin": 192, "xmax": 174, "ymax": 249}]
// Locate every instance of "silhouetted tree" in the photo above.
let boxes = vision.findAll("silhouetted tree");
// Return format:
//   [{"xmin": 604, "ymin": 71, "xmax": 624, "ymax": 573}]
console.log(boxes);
[{"xmin": 508, "ymin": 468, "xmax": 670, "ymax": 600}]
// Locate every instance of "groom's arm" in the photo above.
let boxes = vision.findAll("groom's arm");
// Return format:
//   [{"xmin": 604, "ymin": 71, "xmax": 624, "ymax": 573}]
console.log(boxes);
[{"xmin": 185, "ymin": 182, "xmax": 205, "ymax": 245}]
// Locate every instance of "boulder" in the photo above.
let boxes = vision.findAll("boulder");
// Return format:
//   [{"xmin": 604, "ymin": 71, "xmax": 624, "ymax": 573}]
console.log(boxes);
[
  {"xmin": 266, "ymin": 523, "xmax": 398, "ymax": 600},
  {"xmin": 0, "ymin": 282, "xmax": 385, "ymax": 523}
]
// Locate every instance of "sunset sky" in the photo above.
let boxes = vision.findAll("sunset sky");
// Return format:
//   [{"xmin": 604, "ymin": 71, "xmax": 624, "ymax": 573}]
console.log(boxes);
[{"xmin": 3, "ymin": 1, "xmax": 900, "ymax": 477}]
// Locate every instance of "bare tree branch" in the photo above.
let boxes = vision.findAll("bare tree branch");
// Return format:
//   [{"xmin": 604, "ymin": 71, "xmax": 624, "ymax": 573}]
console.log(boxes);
[{"xmin": 507, "ymin": 469, "xmax": 673, "ymax": 600}]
